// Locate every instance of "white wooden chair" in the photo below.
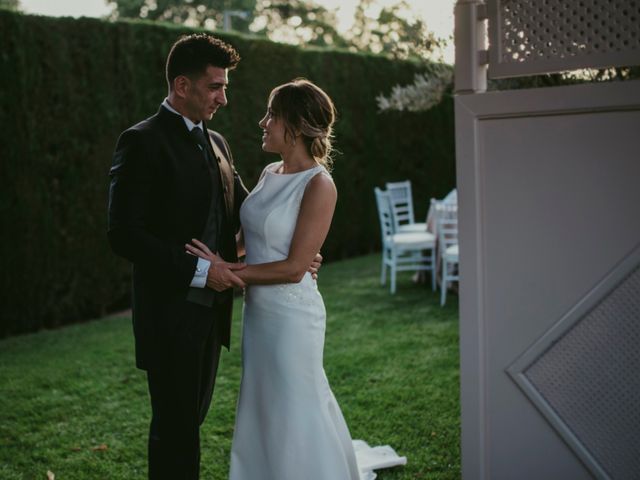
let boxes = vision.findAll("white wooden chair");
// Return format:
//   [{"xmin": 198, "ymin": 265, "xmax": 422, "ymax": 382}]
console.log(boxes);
[
  {"xmin": 437, "ymin": 217, "xmax": 459, "ymax": 306},
  {"xmin": 427, "ymin": 198, "xmax": 457, "ymax": 231},
  {"xmin": 385, "ymin": 180, "xmax": 427, "ymax": 233},
  {"xmin": 374, "ymin": 187, "xmax": 436, "ymax": 294},
  {"xmin": 427, "ymin": 198, "xmax": 458, "ymax": 244}
]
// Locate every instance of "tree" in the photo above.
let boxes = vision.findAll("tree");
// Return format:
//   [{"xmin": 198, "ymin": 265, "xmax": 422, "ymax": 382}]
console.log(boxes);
[
  {"xmin": 351, "ymin": 0, "xmax": 452, "ymax": 113},
  {"xmin": 0, "ymin": 0, "xmax": 20, "ymax": 11},
  {"xmin": 347, "ymin": 0, "xmax": 447, "ymax": 61},
  {"xmin": 106, "ymin": 0, "xmax": 256, "ymax": 31},
  {"xmin": 249, "ymin": 0, "xmax": 349, "ymax": 48},
  {"xmin": 105, "ymin": 0, "xmax": 454, "ymax": 113}
]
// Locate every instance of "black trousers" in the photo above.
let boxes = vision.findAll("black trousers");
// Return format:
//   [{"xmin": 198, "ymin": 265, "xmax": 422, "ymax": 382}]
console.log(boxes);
[{"xmin": 146, "ymin": 302, "xmax": 224, "ymax": 480}]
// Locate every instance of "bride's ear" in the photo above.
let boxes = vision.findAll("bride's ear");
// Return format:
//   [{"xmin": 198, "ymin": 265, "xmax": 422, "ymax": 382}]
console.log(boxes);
[{"xmin": 290, "ymin": 131, "xmax": 303, "ymax": 146}]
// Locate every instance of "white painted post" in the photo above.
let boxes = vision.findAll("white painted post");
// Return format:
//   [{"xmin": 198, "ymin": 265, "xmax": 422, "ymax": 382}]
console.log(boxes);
[{"xmin": 454, "ymin": 0, "xmax": 488, "ymax": 94}]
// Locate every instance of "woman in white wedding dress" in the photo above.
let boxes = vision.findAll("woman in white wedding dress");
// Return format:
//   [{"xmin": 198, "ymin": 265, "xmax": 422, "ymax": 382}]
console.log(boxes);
[{"xmin": 187, "ymin": 79, "xmax": 405, "ymax": 480}]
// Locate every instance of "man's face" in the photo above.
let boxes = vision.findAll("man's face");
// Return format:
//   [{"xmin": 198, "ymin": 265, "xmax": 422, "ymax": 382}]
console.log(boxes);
[{"xmin": 183, "ymin": 65, "xmax": 229, "ymax": 123}]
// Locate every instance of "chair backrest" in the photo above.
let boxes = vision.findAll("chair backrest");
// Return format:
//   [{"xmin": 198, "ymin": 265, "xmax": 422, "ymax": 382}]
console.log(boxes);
[
  {"xmin": 442, "ymin": 188, "xmax": 458, "ymax": 205},
  {"xmin": 437, "ymin": 217, "xmax": 459, "ymax": 255},
  {"xmin": 385, "ymin": 180, "xmax": 416, "ymax": 231},
  {"xmin": 374, "ymin": 187, "xmax": 394, "ymax": 245},
  {"xmin": 427, "ymin": 198, "xmax": 458, "ymax": 233}
]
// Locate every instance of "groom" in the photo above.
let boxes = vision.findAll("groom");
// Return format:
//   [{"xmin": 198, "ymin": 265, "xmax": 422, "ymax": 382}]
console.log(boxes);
[{"xmin": 108, "ymin": 34, "xmax": 250, "ymax": 479}]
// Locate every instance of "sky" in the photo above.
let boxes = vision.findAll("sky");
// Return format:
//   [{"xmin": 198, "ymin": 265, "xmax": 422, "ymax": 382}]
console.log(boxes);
[{"xmin": 19, "ymin": 0, "xmax": 455, "ymax": 62}]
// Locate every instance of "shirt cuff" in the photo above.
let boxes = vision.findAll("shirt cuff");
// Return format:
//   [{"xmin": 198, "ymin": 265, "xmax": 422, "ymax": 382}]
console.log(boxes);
[{"xmin": 190, "ymin": 257, "xmax": 211, "ymax": 288}]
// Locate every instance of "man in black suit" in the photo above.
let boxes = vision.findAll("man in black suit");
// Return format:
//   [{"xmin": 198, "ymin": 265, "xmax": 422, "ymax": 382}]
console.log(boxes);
[{"xmin": 107, "ymin": 34, "xmax": 250, "ymax": 479}]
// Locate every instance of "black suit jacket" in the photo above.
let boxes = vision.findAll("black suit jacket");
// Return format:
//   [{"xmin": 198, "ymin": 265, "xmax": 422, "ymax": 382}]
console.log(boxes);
[{"xmin": 108, "ymin": 105, "xmax": 249, "ymax": 370}]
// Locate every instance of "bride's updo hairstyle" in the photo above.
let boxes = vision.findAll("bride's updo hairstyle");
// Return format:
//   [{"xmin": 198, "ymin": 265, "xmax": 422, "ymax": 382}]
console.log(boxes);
[{"xmin": 268, "ymin": 78, "xmax": 337, "ymax": 170}]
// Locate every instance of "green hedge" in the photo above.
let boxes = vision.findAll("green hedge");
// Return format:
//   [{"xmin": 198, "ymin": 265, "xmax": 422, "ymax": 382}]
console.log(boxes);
[{"xmin": 0, "ymin": 10, "xmax": 455, "ymax": 337}]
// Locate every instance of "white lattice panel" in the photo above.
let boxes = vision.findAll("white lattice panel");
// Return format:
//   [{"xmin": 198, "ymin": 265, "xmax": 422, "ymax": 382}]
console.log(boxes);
[{"xmin": 488, "ymin": 0, "xmax": 640, "ymax": 78}]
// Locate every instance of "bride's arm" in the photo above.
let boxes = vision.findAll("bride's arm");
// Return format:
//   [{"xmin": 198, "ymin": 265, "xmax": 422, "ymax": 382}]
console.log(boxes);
[
  {"xmin": 185, "ymin": 174, "xmax": 335, "ymax": 284},
  {"xmin": 185, "ymin": 175, "xmax": 338, "ymax": 285},
  {"xmin": 235, "ymin": 174, "xmax": 336, "ymax": 285}
]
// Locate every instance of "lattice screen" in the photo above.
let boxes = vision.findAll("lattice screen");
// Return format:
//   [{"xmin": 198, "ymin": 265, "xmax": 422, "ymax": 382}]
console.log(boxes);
[
  {"xmin": 489, "ymin": 0, "xmax": 640, "ymax": 77},
  {"xmin": 525, "ymin": 265, "xmax": 640, "ymax": 479},
  {"xmin": 508, "ymin": 250, "xmax": 640, "ymax": 479}
]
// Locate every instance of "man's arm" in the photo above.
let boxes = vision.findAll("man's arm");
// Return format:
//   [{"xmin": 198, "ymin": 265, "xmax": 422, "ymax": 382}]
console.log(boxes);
[
  {"xmin": 187, "ymin": 174, "xmax": 333, "ymax": 285},
  {"xmin": 108, "ymin": 128, "xmax": 244, "ymax": 291},
  {"xmin": 107, "ymin": 129, "xmax": 197, "ymax": 288}
]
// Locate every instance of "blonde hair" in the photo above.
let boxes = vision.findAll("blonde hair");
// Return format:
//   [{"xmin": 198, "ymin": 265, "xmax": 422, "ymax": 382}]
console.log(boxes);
[{"xmin": 268, "ymin": 78, "xmax": 337, "ymax": 170}]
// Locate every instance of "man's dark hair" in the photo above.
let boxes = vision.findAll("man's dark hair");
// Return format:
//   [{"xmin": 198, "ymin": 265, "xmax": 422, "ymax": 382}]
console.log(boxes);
[{"xmin": 166, "ymin": 34, "xmax": 241, "ymax": 89}]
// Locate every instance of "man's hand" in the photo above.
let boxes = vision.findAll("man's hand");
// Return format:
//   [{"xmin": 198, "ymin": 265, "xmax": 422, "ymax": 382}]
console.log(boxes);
[
  {"xmin": 186, "ymin": 239, "xmax": 246, "ymax": 291},
  {"xmin": 309, "ymin": 252, "xmax": 323, "ymax": 280},
  {"xmin": 206, "ymin": 260, "xmax": 246, "ymax": 292}
]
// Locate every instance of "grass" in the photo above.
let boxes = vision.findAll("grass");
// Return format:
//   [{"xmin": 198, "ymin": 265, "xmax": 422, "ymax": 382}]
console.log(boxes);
[{"xmin": 0, "ymin": 254, "xmax": 460, "ymax": 479}]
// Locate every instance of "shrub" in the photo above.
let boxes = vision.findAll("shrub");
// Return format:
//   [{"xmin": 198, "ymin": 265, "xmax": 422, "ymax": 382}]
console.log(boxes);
[{"xmin": 0, "ymin": 10, "xmax": 455, "ymax": 336}]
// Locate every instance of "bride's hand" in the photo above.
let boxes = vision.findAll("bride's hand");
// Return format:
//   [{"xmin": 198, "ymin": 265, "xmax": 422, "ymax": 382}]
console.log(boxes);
[
  {"xmin": 309, "ymin": 252, "xmax": 322, "ymax": 280},
  {"xmin": 185, "ymin": 239, "xmax": 224, "ymax": 264}
]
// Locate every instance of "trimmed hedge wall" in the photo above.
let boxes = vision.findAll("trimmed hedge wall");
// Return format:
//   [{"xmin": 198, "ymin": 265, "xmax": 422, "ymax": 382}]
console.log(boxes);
[{"xmin": 0, "ymin": 10, "xmax": 455, "ymax": 336}]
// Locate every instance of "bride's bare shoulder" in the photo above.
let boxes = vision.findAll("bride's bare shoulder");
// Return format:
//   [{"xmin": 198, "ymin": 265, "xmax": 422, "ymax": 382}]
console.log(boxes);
[{"xmin": 305, "ymin": 171, "xmax": 337, "ymax": 201}]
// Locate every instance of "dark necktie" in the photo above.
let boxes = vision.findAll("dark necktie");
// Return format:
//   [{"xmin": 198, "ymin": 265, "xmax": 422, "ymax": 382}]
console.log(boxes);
[{"xmin": 191, "ymin": 127, "xmax": 216, "ymax": 166}]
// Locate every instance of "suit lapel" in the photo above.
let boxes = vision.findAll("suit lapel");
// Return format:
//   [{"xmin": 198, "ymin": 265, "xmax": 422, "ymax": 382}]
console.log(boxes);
[
  {"xmin": 157, "ymin": 106, "xmax": 235, "ymax": 220},
  {"xmin": 202, "ymin": 124, "xmax": 234, "ymax": 219}
]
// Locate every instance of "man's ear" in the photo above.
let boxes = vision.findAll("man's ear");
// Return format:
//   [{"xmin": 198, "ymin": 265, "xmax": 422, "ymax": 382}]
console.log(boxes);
[{"xmin": 173, "ymin": 75, "xmax": 190, "ymax": 99}]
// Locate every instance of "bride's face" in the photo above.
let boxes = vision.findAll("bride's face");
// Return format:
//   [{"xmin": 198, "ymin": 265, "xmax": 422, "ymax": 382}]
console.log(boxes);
[{"xmin": 258, "ymin": 104, "xmax": 288, "ymax": 154}]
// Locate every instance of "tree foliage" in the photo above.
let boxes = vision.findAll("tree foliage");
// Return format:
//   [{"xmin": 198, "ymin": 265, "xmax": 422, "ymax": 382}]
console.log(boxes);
[
  {"xmin": 377, "ymin": 64, "xmax": 452, "ymax": 112},
  {"xmin": 106, "ymin": 0, "xmax": 256, "ymax": 31},
  {"xmin": 106, "ymin": 0, "xmax": 448, "ymax": 61},
  {"xmin": 0, "ymin": 0, "xmax": 20, "ymax": 11},
  {"xmin": 249, "ymin": 0, "xmax": 349, "ymax": 48},
  {"xmin": 106, "ymin": 0, "xmax": 453, "ymax": 114},
  {"xmin": 347, "ymin": 0, "xmax": 446, "ymax": 61}
]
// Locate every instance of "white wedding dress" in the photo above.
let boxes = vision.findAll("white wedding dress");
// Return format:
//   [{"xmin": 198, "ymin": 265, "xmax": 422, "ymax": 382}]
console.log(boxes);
[{"xmin": 228, "ymin": 162, "xmax": 406, "ymax": 480}]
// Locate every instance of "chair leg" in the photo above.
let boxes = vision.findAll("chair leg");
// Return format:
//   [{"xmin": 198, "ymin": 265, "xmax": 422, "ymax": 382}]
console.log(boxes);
[
  {"xmin": 440, "ymin": 259, "xmax": 448, "ymax": 306},
  {"xmin": 390, "ymin": 251, "xmax": 397, "ymax": 294},
  {"xmin": 430, "ymin": 247, "xmax": 436, "ymax": 292},
  {"xmin": 380, "ymin": 252, "xmax": 387, "ymax": 285}
]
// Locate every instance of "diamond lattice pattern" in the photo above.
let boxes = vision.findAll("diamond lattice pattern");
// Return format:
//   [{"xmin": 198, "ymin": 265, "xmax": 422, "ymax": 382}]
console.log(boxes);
[
  {"xmin": 525, "ymin": 266, "xmax": 640, "ymax": 479},
  {"xmin": 499, "ymin": 0, "xmax": 640, "ymax": 63}
]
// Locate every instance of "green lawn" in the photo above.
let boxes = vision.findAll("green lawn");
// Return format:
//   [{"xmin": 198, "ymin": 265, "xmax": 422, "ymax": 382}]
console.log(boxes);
[{"xmin": 0, "ymin": 254, "xmax": 460, "ymax": 479}]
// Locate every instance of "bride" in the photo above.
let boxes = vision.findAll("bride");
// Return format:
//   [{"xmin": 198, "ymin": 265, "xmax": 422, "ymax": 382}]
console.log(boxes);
[{"xmin": 187, "ymin": 78, "xmax": 405, "ymax": 480}]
